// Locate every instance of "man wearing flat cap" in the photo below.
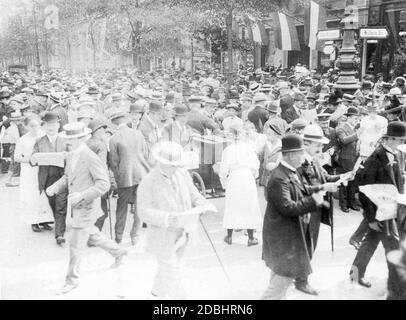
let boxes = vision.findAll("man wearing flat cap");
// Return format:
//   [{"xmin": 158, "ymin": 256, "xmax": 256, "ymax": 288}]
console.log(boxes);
[
  {"xmin": 262, "ymin": 134, "xmax": 326, "ymax": 299},
  {"xmin": 30, "ymin": 112, "xmax": 68, "ymax": 245}
]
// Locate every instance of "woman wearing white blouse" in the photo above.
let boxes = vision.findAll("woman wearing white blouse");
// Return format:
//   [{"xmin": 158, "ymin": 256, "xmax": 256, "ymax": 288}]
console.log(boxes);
[
  {"xmin": 14, "ymin": 114, "xmax": 53, "ymax": 232},
  {"xmin": 219, "ymin": 120, "xmax": 262, "ymax": 246}
]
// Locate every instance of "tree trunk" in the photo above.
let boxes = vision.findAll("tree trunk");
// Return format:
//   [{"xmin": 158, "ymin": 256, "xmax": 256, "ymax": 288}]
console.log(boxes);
[{"xmin": 226, "ymin": 7, "xmax": 233, "ymax": 93}]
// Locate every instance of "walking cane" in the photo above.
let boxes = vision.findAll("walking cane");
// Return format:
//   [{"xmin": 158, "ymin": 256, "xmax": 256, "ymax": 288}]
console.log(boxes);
[
  {"xmin": 107, "ymin": 194, "xmax": 113, "ymax": 240},
  {"xmin": 199, "ymin": 215, "xmax": 231, "ymax": 283}
]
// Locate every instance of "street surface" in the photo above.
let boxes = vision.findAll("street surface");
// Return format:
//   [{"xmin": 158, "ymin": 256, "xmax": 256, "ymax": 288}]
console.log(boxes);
[{"xmin": 0, "ymin": 175, "xmax": 388, "ymax": 300}]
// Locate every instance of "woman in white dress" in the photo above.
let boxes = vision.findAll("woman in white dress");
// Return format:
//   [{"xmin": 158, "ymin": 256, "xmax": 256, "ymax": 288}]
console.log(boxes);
[
  {"xmin": 14, "ymin": 114, "xmax": 52, "ymax": 232},
  {"xmin": 219, "ymin": 120, "xmax": 262, "ymax": 246}
]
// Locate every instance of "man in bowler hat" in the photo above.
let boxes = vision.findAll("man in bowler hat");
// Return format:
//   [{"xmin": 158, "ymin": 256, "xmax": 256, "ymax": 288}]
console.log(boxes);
[{"xmin": 261, "ymin": 134, "xmax": 326, "ymax": 299}]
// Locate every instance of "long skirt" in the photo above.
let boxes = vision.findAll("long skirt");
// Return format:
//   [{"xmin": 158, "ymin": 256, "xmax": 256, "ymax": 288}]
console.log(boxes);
[{"xmin": 222, "ymin": 168, "xmax": 262, "ymax": 230}]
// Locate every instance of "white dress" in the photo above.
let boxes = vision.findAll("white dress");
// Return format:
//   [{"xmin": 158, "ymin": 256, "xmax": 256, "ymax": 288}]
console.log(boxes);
[
  {"xmin": 14, "ymin": 133, "xmax": 54, "ymax": 225},
  {"xmin": 219, "ymin": 141, "xmax": 262, "ymax": 230}
]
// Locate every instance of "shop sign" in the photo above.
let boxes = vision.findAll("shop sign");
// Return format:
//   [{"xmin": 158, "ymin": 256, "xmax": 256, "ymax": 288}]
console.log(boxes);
[
  {"xmin": 317, "ymin": 29, "xmax": 341, "ymax": 41},
  {"xmin": 359, "ymin": 27, "xmax": 389, "ymax": 39}
]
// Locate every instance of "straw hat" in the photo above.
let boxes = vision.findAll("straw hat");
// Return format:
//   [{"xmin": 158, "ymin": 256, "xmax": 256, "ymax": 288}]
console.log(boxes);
[
  {"xmin": 152, "ymin": 141, "xmax": 186, "ymax": 167},
  {"xmin": 60, "ymin": 122, "xmax": 91, "ymax": 139}
]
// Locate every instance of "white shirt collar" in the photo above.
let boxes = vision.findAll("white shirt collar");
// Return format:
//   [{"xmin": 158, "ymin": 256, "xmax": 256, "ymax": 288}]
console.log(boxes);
[{"xmin": 281, "ymin": 160, "xmax": 297, "ymax": 172}]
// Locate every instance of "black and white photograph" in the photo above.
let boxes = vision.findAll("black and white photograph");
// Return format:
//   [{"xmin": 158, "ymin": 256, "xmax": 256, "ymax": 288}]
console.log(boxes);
[{"xmin": 1, "ymin": 0, "xmax": 406, "ymax": 303}]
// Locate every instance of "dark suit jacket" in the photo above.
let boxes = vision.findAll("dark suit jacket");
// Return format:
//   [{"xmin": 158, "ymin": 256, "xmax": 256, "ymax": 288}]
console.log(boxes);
[
  {"xmin": 247, "ymin": 106, "xmax": 269, "ymax": 133},
  {"xmin": 336, "ymin": 122, "xmax": 359, "ymax": 171},
  {"xmin": 284, "ymin": 106, "xmax": 300, "ymax": 124},
  {"xmin": 357, "ymin": 145, "xmax": 404, "ymax": 232},
  {"xmin": 262, "ymin": 163, "xmax": 318, "ymax": 279},
  {"xmin": 109, "ymin": 125, "xmax": 151, "ymax": 188},
  {"xmin": 32, "ymin": 135, "xmax": 67, "ymax": 192},
  {"xmin": 297, "ymin": 159, "xmax": 340, "ymax": 253},
  {"xmin": 186, "ymin": 110, "xmax": 220, "ymax": 135},
  {"xmin": 86, "ymin": 136, "xmax": 108, "ymax": 166},
  {"xmin": 49, "ymin": 104, "xmax": 69, "ymax": 132}
]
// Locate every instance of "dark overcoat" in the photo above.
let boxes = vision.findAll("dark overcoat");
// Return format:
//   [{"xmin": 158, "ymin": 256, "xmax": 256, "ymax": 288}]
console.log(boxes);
[{"xmin": 262, "ymin": 163, "xmax": 318, "ymax": 279}]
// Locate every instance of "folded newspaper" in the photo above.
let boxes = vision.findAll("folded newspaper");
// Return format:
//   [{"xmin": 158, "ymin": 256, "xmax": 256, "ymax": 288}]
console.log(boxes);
[{"xmin": 359, "ymin": 184, "xmax": 406, "ymax": 221}]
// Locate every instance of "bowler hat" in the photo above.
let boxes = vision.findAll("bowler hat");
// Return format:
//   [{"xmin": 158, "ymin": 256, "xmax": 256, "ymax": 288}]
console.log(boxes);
[
  {"xmin": 88, "ymin": 119, "xmax": 107, "ymax": 134},
  {"xmin": 345, "ymin": 107, "xmax": 360, "ymax": 117},
  {"xmin": 149, "ymin": 100, "xmax": 163, "ymax": 113},
  {"xmin": 384, "ymin": 121, "xmax": 406, "ymax": 139},
  {"xmin": 41, "ymin": 111, "xmax": 60, "ymax": 123},
  {"xmin": 306, "ymin": 92, "xmax": 317, "ymax": 101},
  {"xmin": 129, "ymin": 101, "xmax": 145, "ymax": 113},
  {"xmin": 281, "ymin": 134, "xmax": 305, "ymax": 153},
  {"xmin": 174, "ymin": 105, "xmax": 189, "ymax": 116},
  {"xmin": 294, "ymin": 92, "xmax": 305, "ymax": 102},
  {"xmin": 361, "ymin": 81, "xmax": 373, "ymax": 90},
  {"xmin": 87, "ymin": 86, "xmax": 99, "ymax": 95}
]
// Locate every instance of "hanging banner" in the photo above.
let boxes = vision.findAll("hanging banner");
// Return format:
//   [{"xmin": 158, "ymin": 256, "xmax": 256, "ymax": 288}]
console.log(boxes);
[{"xmin": 44, "ymin": 5, "xmax": 59, "ymax": 30}]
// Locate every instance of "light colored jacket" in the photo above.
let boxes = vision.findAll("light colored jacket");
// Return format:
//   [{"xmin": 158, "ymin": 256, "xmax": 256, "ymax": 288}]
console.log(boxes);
[
  {"xmin": 137, "ymin": 167, "xmax": 207, "ymax": 253},
  {"xmin": 48, "ymin": 144, "xmax": 110, "ymax": 229}
]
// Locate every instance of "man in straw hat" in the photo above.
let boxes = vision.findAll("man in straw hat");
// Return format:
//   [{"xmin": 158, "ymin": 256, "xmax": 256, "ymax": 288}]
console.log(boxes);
[
  {"xmin": 46, "ymin": 122, "xmax": 128, "ymax": 295},
  {"xmin": 349, "ymin": 121, "xmax": 406, "ymax": 299},
  {"xmin": 137, "ymin": 141, "xmax": 217, "ymax": 299},
  {"xmin": 109, "ymin": 108, "xmax": 151, "ymax": 245},
  {"xmin": 262, "ymin": 134, "xmax": 326, "ymax": 299},
  {"xmin": 296, "ymin": 124, "xmax": 354, "ymax": 295}
]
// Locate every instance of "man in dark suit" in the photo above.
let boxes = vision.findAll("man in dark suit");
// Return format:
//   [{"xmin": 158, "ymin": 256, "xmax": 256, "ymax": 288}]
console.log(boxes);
[
  {"xmin": 297, "ymin": 124, "xmax": 349, "ymax": 295},
  {"xmin": 48, "ymin": 93, "xmax": 69, "ymax": 132},
  {"xmin": 186, "ymin": 96, "xmax": 220, "ymax": 135},
  {"xmin": 109, "ymin": 109, "xmax": 151, "ymax": 245},
  {"xmin": 248, "ymin": 92, "xmax": 269, "ymax": 133},
  {"xmin": 30, "ymin": 112, "xmax": 68, "ymax": 245},
  {"xmin": 350, "ymin": 121, "xmax": 406, "ymax": 300},
  {"xmin": 261, "ymin": 134, "xmax": 325, "ymax": 300},
  {"xmin": 284, "ymin": 92, "xmax": 305, "ymax": 124},
  {"xmin": 317, "ymin": 113, "xmax": 339, "ymax": 174},
  {"xmin": 336, "ymin": 107, "xmax": 361, "ymax": 213}
]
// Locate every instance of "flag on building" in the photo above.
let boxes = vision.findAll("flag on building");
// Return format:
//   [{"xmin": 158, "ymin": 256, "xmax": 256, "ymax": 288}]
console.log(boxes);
[
  {"xmin": 244, "ymin": 15, "xmax": 269, "ymax": 46},
  {"xmin": 272, "ymin": 12, "xmax": 300, "ymax": 51},
  {"xmin": 304, "ymin": 0, "xmax": 327, "ymax": 51}
]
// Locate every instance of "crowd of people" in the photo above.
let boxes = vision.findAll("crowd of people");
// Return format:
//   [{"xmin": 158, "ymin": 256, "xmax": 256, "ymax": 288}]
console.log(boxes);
[{"xmin": 1, "ymin": 64, "xmax": 406, "ymax": 299}]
